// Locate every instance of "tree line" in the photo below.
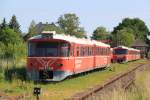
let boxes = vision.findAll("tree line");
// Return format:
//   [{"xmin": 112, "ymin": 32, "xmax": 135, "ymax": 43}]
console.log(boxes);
[
  {"xmin": 0, "ymin": 13, "xmax": 150, "ymax": 60},
  {"xmin": 0, "ymin": 15, "xmax": 26, "ymax": 68},
  {"xmin": 26, "ymin": 13, "xmax": 149, "ymax": 47}
]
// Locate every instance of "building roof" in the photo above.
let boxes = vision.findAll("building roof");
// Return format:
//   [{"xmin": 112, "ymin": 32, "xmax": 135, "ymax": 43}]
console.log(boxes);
[
  {"xmin": 29, "ymin": 31, "xmax": 110, "ymax": 47},
  {"xmin": 131, "ymin": 39, "xmax": 149, "ymax": 47}
]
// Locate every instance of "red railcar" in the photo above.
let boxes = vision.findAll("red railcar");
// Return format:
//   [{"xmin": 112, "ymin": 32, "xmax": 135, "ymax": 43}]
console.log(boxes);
[
  {"xmin": 112, "ymin": 46, "xmax": 140, "ymax": 63},
  {"xmin": 27, "ymin": 31, "xmax": 111, "ymax": 81}
]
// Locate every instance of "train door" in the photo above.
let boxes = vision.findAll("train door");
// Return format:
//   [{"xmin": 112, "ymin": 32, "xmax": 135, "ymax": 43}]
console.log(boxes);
[{"xmin": 74, "ymin": 44, "xmax": 82, "ymax": 73}]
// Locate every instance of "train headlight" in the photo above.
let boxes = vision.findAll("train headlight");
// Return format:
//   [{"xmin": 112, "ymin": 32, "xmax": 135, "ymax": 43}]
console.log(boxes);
[{"xmin": 56, "ymin": 63, "xmax": 63, "ymax": 67}]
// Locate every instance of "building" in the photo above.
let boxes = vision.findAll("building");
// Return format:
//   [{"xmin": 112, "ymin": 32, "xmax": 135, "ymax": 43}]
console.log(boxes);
[
  {"xmin": 131, "ymin": 39, "xmax": 149, "ymax": 58},
  {"xmin": 23, "ymin": 22, "xmax": 60, "ymax": 41}
]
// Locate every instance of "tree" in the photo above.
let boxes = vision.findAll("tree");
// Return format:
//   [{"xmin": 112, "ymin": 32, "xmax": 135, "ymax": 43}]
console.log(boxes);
[
  {"xmin": 57, "ymin": 13, "xmax": 86, "ymax": 38},
  {"xmin": 1, "ymin": 18, "xmax": 8, "ymax": 29},
  {"xmin": 28, "ymin": 20, "xmax": 36, "ymax": 36},
  {"xmin": 112, "ymin": 18, "xmax": 149, "ymax": 41},
  {"xmin": 74, "ymin": 27, "xmax": 86, "ymax": 38},
  {"xmin": 91, "ymin": 26, "xmax": 110, "ymax": 40},
  {"xmin": 9, "ymin": 15, "xmax": 21, "ymax": 33},
  {"xmin": 0, "ymin": 28, "xmax": 22, "ymax": 45},
  {"xmin": 112, "ymin": 28, "xmax": 135, "ymax": 47},
  {"xmin": 23, "ymin": 20, "xmax": 37, "ymax": 41},
  {"xmin": 24, "ymin": 20, "xmax": 37, "ymax": 41}
]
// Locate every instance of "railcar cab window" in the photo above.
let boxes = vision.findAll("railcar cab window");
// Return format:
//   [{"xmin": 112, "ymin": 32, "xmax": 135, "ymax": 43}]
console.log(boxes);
[
  {"xmin": 60, "ymin": 43, "xmax": 70, "ymax": 57},
  {"xmin": 114, "ymin": 49, "xmax": 127, "ymax": 54},
  {"xmin": 28, "ymin": 42, "xmax": 70, "ymax": 57}
]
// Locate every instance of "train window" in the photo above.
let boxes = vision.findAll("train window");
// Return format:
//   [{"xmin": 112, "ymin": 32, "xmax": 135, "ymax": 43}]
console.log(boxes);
[
  {"xmin": 71, "ymin": 46, "xmax": 74, "ymax": 56},
  {"xmin": 99, "ymin": 47, "xmax": 101, "ymax": 55},
  {"xmin": 85, "ymin": 47, "xmax": 87, "ymax": 56},
  {"xmin": 105, "ymin": 48, "xmax": 107, "ymax": 55},
  {"xmin": 104, "ymin": 48, "xmax": 105, "ymax": 55},
  {"xmin": 87, "ymin": 47, "xmax": 90, "ymax": 56},
  {"xmin": 80, "ymin": 47, "xmax": 83, "ymax": 56},
  {"xmin": 28, "ymin": 42, "xmax": 36, "ymax": 56},
  {"xmin": 97, "ymin": 47, "xmax": 99, "ymax": 55},
  {"xmin": 77, "ymin": 47, "xmax": 79, "ymax": 56},
  {"xmin": 103, "ymin": 48, "xmax": 105, "ymax": 55},
  {"xmin": 98, "ymin": 47, "xmax": 100, "ymax": 55},
  {"xmin": 28, "ymin": 42, "xmax": 70, "ymax": 57},
  {"xmin": 82, "ymin": 47, "xmax": 84, "ymax": 56},
  {"xmin": 99, "ymin": 48, "xmax": 101, "ymax": 55},
  {"xmin": 96, "ymin": 47, "xmax": 98, "ymax": 55},
  {"xmin": 89, "ymin": 47, "xmax": 92, "ymax": 56},
  {"xmin": 60, "ymin": 46, "xmax": 70, "ymax": 57},
  {"xmin": 114, "ymin": 49, "xmax": 127, "ymax": 54},
  {"xmin": 101, "ymin": 48, "xmax": 103, "ymax": 55},
  {"xmin": 106, "ymin": 48, "xmax": 108, "ymax": 55},
  {"xmin": 28, "ymin": 42, "xmax": 59, "ymax": 57},
  {"xmin": 91, "ymin": 47, "xmax": 93, "ymax": 55}
]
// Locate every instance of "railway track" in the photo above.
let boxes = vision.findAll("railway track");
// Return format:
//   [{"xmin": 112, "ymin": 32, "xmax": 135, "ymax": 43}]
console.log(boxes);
[{"xmin": 69, "ymin": 62, "xmax": 150, "ymax": 100}]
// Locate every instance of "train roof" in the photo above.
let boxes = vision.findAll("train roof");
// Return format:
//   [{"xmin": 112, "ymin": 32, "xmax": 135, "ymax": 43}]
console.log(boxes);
[
  {"xmin": 114, "ymin": 46, "xmax": 140, "ymax": 52},
  {"xmin": 29, "ymin": 31, "xmax": 110, "ymax": 47}
]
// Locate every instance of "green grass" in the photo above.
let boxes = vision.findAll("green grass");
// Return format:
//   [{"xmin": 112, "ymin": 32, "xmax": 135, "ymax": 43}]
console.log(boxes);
[{"xmin": 0, "ymin": 59, "xmax": 149, "ymax": 100}]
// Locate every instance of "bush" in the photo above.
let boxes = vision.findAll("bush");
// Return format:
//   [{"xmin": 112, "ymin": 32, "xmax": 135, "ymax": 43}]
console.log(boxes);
[{"xmin": 4, "ymin": 67, "xmax": 27, "ymax": 82}]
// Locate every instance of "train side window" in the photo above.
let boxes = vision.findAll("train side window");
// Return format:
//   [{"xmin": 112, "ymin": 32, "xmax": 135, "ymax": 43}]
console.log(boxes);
[
  {"xmin": 85, "ymin": 47, "xmax": 87, "ymax": 56},
  {"xmin": 99, "ymin": 48, "xmax": 101, "ymax": 55},
  {"xmin": 82, "ymin": 47, "xmax": 84, "ymax": 56},
  {"xmin": 103, "ymin": 48, "xmax": 105, "ymax": 55},
  {"xmin": 98, "ymin": 47, "xmax": 100, "ymax": 55},
  {"xmin": 60, "ymin": 43, "xmax": 70, "ymax": 57},
  {"xmin": 92, "ymin": 47, "xmax": 94, "ymax": 55},
  {"xmin": 89, "ymin": 47, "xmax": 91, "ymax": 56},
  {"xmin": 88, "ymin": 47, "xmax": 90, "ymax": 56},
  {"xmin": 104, "ymin": 48, "xmax": 106, "ymax": 55},
  {"xmin": 97, "ymin": 47, "xmax": 98, "ymax": 55},
  {"xmin": 77, "ymin": 47, "xmax": 79, "ymax": 56},
  {"xmin": 80, "ymin": 47, "xmax": 82, "ymax": 56},
  {"xmin": 105, "ymin": 48, "xmax": 107, "ymax": 55},
  {"xmin": 107, "ymin": 48, "xmax": 109, "ymax": 55},
  {"xmin": 83, "ymin": 47, "xmax": 85, "ymax": 56},
  {"xmin": 71, "ymin": 46, "xmax": 74, "ymax": 56},
  {"xmin": 106, "ymin": 48, "xmax": 108, "ymax": 55},
  {"xmin": 90, "ymin": 47, "xmax": 92, "ymax": 56},
  {"xmin": 101, "ymin": 48, "xmax": 103, "ymax": 55},
  {"xmin": 97, "ymin": 47, "xmax": 99, "ymax": 55}
]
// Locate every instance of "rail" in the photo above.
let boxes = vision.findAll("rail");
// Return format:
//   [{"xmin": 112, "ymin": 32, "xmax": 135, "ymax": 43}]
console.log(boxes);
[{"xmin": 69, "ymin": 63, "xmax": 149, "ymax": 100}]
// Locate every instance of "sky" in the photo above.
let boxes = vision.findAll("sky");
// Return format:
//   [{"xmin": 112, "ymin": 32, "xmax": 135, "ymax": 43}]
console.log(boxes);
[{"xmin": 0, "ymin": 0, "xmax": 150, "ymax": 36}]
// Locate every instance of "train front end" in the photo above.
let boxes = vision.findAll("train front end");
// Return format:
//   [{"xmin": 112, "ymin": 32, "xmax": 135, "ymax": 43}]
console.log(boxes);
[
  {"xmin": 27, "ymin": 31, "xmax": 73, "ymax": 81},
  {"xmin": 113, "ymin": 47, "xmax": 128, "ymax": 63}
]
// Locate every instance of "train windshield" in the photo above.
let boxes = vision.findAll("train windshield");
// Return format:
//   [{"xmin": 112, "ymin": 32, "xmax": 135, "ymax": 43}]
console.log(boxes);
[
  {"xmin": 114, "ymin": 49, "xmax": 127, "ymax": 54},
  {"xmin": 28, "ymin": 42, "xmax": 70, "ymax": 57}
]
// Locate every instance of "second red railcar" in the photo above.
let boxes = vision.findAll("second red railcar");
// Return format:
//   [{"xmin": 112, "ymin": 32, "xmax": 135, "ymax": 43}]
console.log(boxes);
[{"xmin": 112, "ymin": 46, "xmax": 140, "ymax": 63}]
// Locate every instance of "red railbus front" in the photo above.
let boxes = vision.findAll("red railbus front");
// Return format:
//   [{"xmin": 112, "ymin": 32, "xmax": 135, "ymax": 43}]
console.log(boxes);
[{"xmin": 27, "ymin": 39, "xmax": 74, "ymax": 81}]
